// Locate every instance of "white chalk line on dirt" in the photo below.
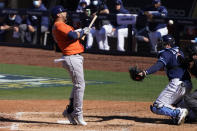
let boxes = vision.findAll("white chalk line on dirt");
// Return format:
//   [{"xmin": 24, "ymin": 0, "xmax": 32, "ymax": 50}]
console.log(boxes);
[
  {"xmin": 10, "ymin": 112, "xmax": 23, "ymax": 130},
  {"xmin": 8, "ymin": 112, "xmax": 71, "ymax": 131},
  {"xmin": 1, "ymin": 112, "xmax": 159, "ymax": 131},
  {"xmin": 0, "ymin": 112, "xmax": 20, "ymax": 130},
  {"xmin": 0, "ymin": 126, "xmax": 11, "ymax": 129},
  {"xmin": 21, "ymin": 112, "xmax": 71, "ymax": 124},
  {"xmin": 6, "ymin": 112, "xmax": 127, "ymax": 131}
]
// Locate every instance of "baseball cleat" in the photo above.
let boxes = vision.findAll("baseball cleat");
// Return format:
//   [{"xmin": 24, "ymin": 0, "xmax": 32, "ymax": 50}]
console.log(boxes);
[
  {"xmin": 74, "ymin": 115, "xmax": 87, "ymax": 126},
  {"xmin": 177, "ymin": 108, "xmax": 188, "ymax": 125},
  {"xmin": 62, "ymin": 109, "xmax": 77, "ymax": 125}
]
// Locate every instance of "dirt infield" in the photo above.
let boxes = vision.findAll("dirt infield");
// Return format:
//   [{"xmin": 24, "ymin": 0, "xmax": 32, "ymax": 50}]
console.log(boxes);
[
  {"xmin": 0, "ymin": 46, "xmax": 196, "ymax": 131},
  {"xmin": 0, "ymin": 100, "xmax": 197, "ymax": 131}
]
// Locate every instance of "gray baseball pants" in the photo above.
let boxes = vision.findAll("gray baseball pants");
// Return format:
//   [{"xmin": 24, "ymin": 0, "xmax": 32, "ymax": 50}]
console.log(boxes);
[{"xmin": 62, "ymin": 54, "xmax": 85, "ymax": 117}]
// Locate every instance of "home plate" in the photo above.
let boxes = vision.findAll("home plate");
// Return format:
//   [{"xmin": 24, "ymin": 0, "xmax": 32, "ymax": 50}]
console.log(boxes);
[{"xmin": 57, "ymin": 120, "xmax": 70, "ymax": 124}]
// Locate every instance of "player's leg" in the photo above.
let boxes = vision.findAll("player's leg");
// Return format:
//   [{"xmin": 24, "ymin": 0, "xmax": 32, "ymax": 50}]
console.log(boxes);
[
  {"xmin": 150, "ymin": 104, "xmax": 188, "ymax": 125},
  {"xmin": 155, "ymin": 79, "xmax": 192, "ymax": 105},
  {"xmin": 148, "ymin": 31, "xmax": 161, "ymax": 53},
  {"xmin": 86, "ymin": 28, "xmax": 95, "ymax": 49},
  {"xmin": 151, "ymin": 79, "xmax": 192, "ymax": 124},
  {"xmin": 157, "ymin": 27, "xmax": 168, "ymax": 37},
  {"xmin": 150, "ymin": 103, "xmax": 180, "ymax": 117},
  {"xmin": 99, "ymin": 24, "xmax": 112, "ymax": 50},
  {"xmin": 62, "ymin": 55, "xmax": 87, "ymax": 125},
  {"xmin": 95, "ymin": 30, "xmax": 105, "ymax": 50},
  {"xmin": 184, "ymin": 90, "xmax": 197, "ymax": 114},
  {"xmin": 175, "ymin": 91, "xmax": 197, "ymax": 122},
  {"xmin": 117, "ymin": 28, "xmax": 128, "ymax": 52},
  {"xmin": 19, "ymin": 24, "xmax": 28, "ymax": 43}
]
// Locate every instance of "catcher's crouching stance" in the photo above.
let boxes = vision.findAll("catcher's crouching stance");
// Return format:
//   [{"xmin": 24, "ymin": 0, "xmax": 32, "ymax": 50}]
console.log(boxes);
[{"xmin": 129, "ymin": 35, "xmax": 193, "ymax": 125}]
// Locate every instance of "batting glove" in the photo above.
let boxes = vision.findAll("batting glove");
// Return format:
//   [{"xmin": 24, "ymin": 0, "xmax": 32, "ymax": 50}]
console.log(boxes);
[{"xmin": 83, "ymin": 27, "xmax": 90, "ymax": 35}]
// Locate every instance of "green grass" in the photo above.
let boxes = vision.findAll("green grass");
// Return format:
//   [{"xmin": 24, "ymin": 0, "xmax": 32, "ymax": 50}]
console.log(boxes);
[{"xmin": 0, "ymin": 63, "xmax": 196, "ymax": 101}]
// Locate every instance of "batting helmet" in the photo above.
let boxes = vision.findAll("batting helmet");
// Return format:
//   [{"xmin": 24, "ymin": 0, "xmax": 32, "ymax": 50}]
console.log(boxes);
[{"xmin": 51, "ymin": 5, "xmax": 68, "ymax": 18}]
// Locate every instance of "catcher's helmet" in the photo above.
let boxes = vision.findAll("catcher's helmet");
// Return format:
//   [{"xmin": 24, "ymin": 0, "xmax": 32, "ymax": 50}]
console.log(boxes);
[
  {"xmin": 158, "ymin": 34, "xmax": 175, "ymax": 50},
  {"xmin": 162, "ymin": 34, "xmax": 175, "ymax": 46}
]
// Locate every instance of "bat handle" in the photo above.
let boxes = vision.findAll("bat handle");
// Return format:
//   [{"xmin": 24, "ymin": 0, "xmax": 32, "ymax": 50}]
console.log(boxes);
[{"xmin": 81, "ymin": 15, "xmax": 98, "ymax": 41}]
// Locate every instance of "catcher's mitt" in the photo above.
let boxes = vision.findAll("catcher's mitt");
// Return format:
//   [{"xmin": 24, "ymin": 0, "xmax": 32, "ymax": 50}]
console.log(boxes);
[{"xmin": 129, "ymin": 66, "xmax": 145, "ymax": 81}]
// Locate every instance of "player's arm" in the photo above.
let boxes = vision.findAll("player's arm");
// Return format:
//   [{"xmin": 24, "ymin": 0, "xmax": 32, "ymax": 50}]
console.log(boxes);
[
  {"xmin": 0, "ymin": 24, "xmax": 12, "ymax": 30},
  {"xmin": 68, "ymin": 27, "xmax": 90, "ymax": 40},
  {"xmin": 138, "ymin": 61, "xmax": 164, "ymax": 77},
  {"xmin": 68, "ymin": 30, "xmax": 84, "ymax": 40},
  {"xmin": 57, "ymin": 23, "xmax": 88, "ymax": 40},
  {"xmin": 141, "ymin": 53, "xmax": 167, "ymax": 76},
  {"xmin": 153, "ymin": 7, "xmax": 167, "ymax": 17},
  {"xmin": 99, "ymin": 8, "xmax": 109, "ymax": 14},
  {"xmin": 144, "ymin": 61, "xmax": 165, "ymax": 75}
]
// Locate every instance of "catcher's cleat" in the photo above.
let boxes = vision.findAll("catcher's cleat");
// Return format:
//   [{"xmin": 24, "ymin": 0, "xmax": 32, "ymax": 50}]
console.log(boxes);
[
  {"xmin": 176, "ymin": 108, "xmax": 188, "ymax": 125},
  {"xmin": 62, "ymin": 106, "xmax": 77, "ymax": 125},
  {"xmin": 150, "ymin": 105, "xmax": 154, "ymax": 113}
]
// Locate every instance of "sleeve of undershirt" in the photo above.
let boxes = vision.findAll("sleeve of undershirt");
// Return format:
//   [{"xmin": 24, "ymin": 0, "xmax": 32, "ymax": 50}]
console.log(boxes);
[{"xmin": 145, "ymin": 61, "xmax": 164, "ymax": 75}]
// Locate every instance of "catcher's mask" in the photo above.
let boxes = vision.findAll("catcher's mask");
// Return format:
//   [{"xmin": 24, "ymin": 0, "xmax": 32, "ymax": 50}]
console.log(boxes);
[{"xmin": 157, "ymin": 34, "xmax": 175, "ymax": 50}]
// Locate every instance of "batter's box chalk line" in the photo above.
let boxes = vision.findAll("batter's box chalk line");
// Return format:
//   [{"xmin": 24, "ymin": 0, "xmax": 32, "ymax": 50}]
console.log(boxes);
[{"xmin": 0, "ymin": 112, "xmax": 74, "ymax": 130}]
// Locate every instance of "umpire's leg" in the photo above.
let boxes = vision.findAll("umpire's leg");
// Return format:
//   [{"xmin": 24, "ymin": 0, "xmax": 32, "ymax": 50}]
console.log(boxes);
[{"xmin": 184, "ymin": 90, "xmax": 197, "ymax": 114}]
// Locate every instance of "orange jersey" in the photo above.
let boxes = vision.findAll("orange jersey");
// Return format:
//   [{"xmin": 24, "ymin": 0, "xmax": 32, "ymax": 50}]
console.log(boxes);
[{"xmin": 52, "ymin": 21, "xmax": 84, "ymax": 55}]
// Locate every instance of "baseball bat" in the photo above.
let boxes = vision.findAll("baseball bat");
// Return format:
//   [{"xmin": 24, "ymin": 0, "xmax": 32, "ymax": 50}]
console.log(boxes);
[{"xmin": 81, "ymin": 15, "xmax": 98, "ymax": 40}]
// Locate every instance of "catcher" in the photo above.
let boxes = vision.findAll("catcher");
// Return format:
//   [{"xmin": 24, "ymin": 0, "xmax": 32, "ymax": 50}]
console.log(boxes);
[{"xmin": 130, "ymin": 34, "xmax": 193, "ymax": 125}]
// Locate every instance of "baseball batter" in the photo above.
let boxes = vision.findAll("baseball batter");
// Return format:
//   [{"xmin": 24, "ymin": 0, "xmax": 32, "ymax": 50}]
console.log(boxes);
[
  {"xmin": 139, "ymin": 35, "xmax": 193, "ymax": 125},
  {"xmin": 51, "ymin": 5, "xmax": 90, "ymax": 126}
]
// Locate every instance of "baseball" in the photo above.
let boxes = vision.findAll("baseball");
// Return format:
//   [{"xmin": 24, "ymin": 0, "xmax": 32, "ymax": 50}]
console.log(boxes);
[{"xmin": 168, "ymin": 20, "xmax": 174, "ymax": 25}]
